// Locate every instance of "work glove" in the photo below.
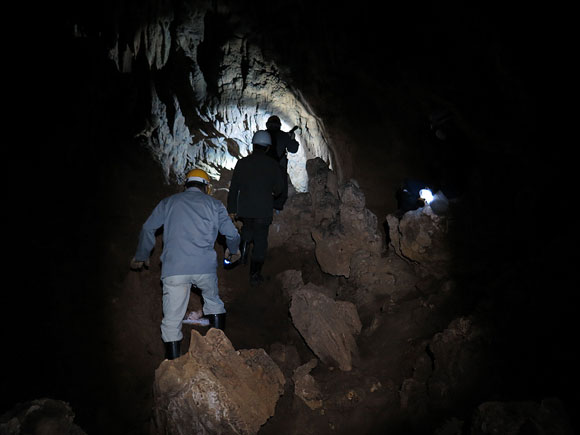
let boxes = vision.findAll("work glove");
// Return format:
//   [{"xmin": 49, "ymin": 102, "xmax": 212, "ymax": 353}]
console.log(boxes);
[
  {"xmin": 225, "ymin": 248, "xmax": 241, "ymax": 264},
  {"xmin": 130, "ymin": 257, "xmax": 150, "ymax": 271}
]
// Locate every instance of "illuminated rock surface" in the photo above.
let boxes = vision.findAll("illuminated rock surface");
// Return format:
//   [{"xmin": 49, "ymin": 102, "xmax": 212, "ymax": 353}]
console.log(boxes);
[
  {"xmin": 152, "ymin": 328, "xmax": 285, "ymax": 435},
  {"xmin": 289, "ymin": 284, "xmax": 362, "ymax": 372},
  {"xmin": 109, "ymin": 1, "xmax": 332, "ymax": 189}
]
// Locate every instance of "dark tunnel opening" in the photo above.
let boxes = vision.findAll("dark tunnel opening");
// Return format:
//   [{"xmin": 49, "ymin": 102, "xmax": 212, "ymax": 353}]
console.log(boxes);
[{"xmin": 4, "ymin": 1, "xmax": 576, "ymax": 434}]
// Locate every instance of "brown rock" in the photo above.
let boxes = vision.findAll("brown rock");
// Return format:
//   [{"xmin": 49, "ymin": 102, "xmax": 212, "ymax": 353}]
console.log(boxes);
[
  {"xmin": 269, "ymin": 342, "xmax": 302, "ymax": 380},
  {"xmin": 387, "ymin": 205, "xmax": 450, "ymax": 278},
  {"xmin": 152, "ymin": 328, "xmax": 285, "ymax": 435},
  {"xmin": 289, "ymin": 286, "xmax": 362, "ymax": 371},
  {"xmin": 349, "ymin": 249, "xmax": 419, "ymax": 308},
  {"xmin": 292, "ymin": 359, "xmax": 323, "ymax": 410},
  {"xmin": 275, "ymin": 269, "xmax": 305, "ymax": 301},
  {"xmin": 269, "ymin": 193, "xmax": 315, "ymax": 251}
]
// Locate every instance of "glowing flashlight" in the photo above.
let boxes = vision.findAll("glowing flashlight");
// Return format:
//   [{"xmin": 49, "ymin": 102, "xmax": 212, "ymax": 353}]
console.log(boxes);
[{"xmin": 419, "ymin": 188, "xmax": 434, "ymax": 204}]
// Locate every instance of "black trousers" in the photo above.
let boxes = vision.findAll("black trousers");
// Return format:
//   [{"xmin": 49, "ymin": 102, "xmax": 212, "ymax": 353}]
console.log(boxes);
[
  {"xmin": 240, "ymin": 216, "xmax": 272, "ymax": 262},
  {"xmin": 273, "ymin": 170, "xmax": 289, "ymax": 210}
]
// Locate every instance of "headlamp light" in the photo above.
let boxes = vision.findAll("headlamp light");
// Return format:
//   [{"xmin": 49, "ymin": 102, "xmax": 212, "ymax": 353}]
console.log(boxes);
[{"xmin": 419, "ymin": 188, "xmax": 434, "ymax": 204}]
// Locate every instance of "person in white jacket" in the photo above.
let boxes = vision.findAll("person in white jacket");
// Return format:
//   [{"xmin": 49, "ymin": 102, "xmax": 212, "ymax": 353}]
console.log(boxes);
[{"xmin": 130, "ymin": 168, "xmax": 240, "ymax": 360}]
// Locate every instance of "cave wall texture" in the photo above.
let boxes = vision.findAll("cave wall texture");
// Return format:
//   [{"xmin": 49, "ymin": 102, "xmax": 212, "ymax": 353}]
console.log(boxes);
[{"xmin": 3, "ymin": 0, "xmax": 576, "ymax": 433}]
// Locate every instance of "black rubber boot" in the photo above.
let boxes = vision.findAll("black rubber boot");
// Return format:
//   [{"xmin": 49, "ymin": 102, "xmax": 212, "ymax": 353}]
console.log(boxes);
[
  {"xmin": 164, "ymin": 340, "xmax": 181, "ymax": 360},
  {"xmin": 208, "ymin": 313, "xmax": 226, "ymax": 331},
  {"xmin": 249, "ymin": 261, "xmax": 264, "ymax": 286}
]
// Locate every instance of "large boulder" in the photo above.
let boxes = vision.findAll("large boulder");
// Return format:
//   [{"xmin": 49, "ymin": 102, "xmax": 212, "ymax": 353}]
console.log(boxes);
[
  {"xmin": 348, "ymin": 249, "xmax": 420, "ymax": 309},
  {"xmin": 308, "ymin": 160, "xmax": 384, "ymax": 278},
  {"xmin": 292, "ymin": 359, "xmax": 323, "ymax": 410},
  {"xmin": 152, "ymin": 328, "xmax": 285, "ymax": 435},
  {"xmin": 400, "ymin": 316, "xmax": 493, "ymax": 415},
  {"xmin": 289, "ymin": 284, "xmax": 362, "ymax": 371},
  {"xmin": 268, "ymin": 193, "xmax": 315, "ymax": 251},
  {"xmin": 386, "ymin": 204, "xmax": 451, "ymax": 278},
  {"xmin": 306, "ymin": 157, "xmax": 339, "ymax": 226}
]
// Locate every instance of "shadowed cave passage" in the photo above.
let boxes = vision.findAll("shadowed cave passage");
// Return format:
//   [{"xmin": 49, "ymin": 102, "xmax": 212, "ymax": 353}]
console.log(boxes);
[{"xmin": 3, "ymin": 1, "xmax": 577, "ymax": 435}]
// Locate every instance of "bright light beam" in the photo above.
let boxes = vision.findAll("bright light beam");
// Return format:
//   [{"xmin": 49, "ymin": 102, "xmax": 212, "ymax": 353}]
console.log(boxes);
[{"xmin": 419, "ymin": 188, "xmax": 434, "ymax": 204}]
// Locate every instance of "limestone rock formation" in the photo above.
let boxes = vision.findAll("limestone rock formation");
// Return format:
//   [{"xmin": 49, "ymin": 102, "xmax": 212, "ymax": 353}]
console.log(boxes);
[
  {"xmin": 152, "ymin": 328, "xmax": 285, "ymax": 435},
  {"xmin": 271, "ymin": 158, "xmax": 421, "ymax": 311},
  {"xmin": 348, "ymin": 248, "xmax": 419, "ymax": 308},
  {"xmin": 307, "ymin": 158, "xmax": 383, "ymax": 278},
  {"xmin": 109, "ymin": 0, "xmax": 332, "ymax": 189},
  {"xmin": 268, "ymin": 193, "xmax": 315, "ymax": 251},
  {"xmin": 289, "ymin": 285, "xmax": 362, "ymax": 371},
  {"xmin": 386, "ymin": 204, "xmax": 451, "ymax": 278},
  {"xmin": 0, "ymin": 398, "xmax": 87, "ymax": 435},
  {"xmin": 292, "ymin": 359, "xmax": 323, "ymax": 410},
  {"xmin": 275, "ymin": 269, "xmax": 306, "ymax": 301}
]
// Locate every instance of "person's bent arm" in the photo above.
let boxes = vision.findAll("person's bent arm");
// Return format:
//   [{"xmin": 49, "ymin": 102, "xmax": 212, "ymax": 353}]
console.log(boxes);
[{"xmin": 134, "ymin": 200, "xmax": 165, "ymax": 262}]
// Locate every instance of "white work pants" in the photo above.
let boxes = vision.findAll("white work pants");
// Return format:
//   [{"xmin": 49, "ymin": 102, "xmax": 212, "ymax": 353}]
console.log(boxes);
[{"xmin": 160, "ymin": 273, "xmax": 225, "ymax": 342}]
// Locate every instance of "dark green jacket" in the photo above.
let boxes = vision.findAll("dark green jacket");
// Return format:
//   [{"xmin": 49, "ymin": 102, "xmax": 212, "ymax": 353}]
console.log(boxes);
[{"xmin": 227, "ymin": 150, "xmax": 284, "ymax": 218}]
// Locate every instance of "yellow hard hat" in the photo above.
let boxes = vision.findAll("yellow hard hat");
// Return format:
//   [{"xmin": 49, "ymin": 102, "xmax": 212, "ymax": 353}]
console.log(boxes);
[{"xmin": 186, "ymin": 168, "xmax": 210, "ymax": 184}]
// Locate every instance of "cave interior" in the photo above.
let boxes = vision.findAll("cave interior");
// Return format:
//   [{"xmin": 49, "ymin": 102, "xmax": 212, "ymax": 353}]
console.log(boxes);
[{"xmin": 3, "ymin": 1, "xmax": 576, "ymax": 434}]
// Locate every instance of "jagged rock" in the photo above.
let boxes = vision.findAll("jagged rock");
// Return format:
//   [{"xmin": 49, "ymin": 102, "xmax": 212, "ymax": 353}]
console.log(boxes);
[
  {"xmin": 470, "ymin": 398, "xmax": 574, "ymax": 435},
  {"xmin": 401, "ymin": 316, "xmax": 493, "ymax": 413},
  {"xmin": 349, "ymin": 249, "xmax": 419, "ymax": 308},
  {"xmin": 305, "ymin": 158, "xmax": 385, "ymax": 278},
  {"xmin": 269, "ymin": 193, "xmax": 315, "ymax": 251},
  {"xmin": 386, "ymin": 204, "xmax": 451, "ymax": 278},
  {"xmin": 311, "ymin": 193, "xmax": 383, "ymax": 277},
  {"xmin": 269, "ymin": 342, "xmax": 302, "ymax": 380},
  {"xmin": 289, "ymin": 286, "xmax": 361, "ymax": 371},
  {"xmin": 306, "ymin": 157, "xmax": 340, "ymax": 226},
  {"xmin": 311, "ymin": 228, "xmax": 356, "ymax": 277},
  {"xmin": 275, "ymin": 269, "xmax": 305, "ymax": 301},
  {"xmin": 112, "ymin": 3, "xmax": 332, "ymax": 188},
  {"xmin": 152, "ymin": 328, "xmax": 285, "ymax": 435},
  {"xmin": 0, "ymin": 398, "xmax": 87, "ymax": 435},
  {"xmin": 292, "ymin": 359, "xmax": 323, "ymax": 410},
  {"xmin": 427, "ymin": 316, "xmax": 492, "ymax": 408},
  {"xmin": 338, "ymin": 181, "xmax": 377, "ymax": 238}
]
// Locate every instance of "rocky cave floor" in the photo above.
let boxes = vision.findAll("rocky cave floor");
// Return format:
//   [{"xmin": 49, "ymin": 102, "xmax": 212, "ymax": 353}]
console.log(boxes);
[
  {"xmin": 2, "ymin": 142, "xmax": 577, "ymax": 435},
  {"xmin": 110, "ymin": 242, "xmax": 456, "ymax": 435}
]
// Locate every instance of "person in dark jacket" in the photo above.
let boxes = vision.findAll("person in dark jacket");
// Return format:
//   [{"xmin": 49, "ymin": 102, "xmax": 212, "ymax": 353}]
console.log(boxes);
[
  {"xmin": 265, "ymin": 115, "xmax": 299, "ymax": 210},
  {"xmin": 227, "ymin": 130, "xmax": 284, "ymax": 285}
]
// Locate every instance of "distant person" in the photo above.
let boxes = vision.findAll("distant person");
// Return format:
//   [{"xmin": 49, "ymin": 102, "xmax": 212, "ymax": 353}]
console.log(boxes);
[
  {"xmin": 227, "ymin": 130, "xmax": 284, "ymax": 286},
  {"xmin": 395, "ymin": 178, "xmax": 429, "ymax": 215},
  {"xmin": 265, "ymin": 115, "xmax": 299, "ymax": 210},
  {"xmin": 130, "ymin": 168, "xmax": 240, "ymax": 360}
]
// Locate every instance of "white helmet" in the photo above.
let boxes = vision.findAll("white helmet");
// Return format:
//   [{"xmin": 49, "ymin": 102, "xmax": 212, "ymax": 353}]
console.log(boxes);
[{"xmin": 252, "ymin": 130, "xmax": 271, "ymax": 147}]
